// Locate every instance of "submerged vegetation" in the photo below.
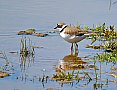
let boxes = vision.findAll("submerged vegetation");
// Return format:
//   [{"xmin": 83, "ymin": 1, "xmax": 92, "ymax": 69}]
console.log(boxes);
[
  {"xmin": 18, "ymin": 28, "xmax": 48, "ymax": 37},
  {"xmin": 105, "ymin": 40, "xmax": 117, "ymax": 52},
  {"xmin": 20, "ymin": 36, "xmax": 36, "ymax": 71},
  {"xmin": 52, "ymin": 70, "xmax": 93, "ymax": 83},
  {"xmin": 52, "ymin": 71, "xmax": 81, "ymax": 82},
  {"xmin": 96, "ymin": 52, "xmax": 117, "ymax": 63},
  {"xmin": 86, "ymin": 23, "xmax": 117, "ymax": 44},
  {"xmin": 85, "ymin": 23, "xmax": 117, "ymax": 63},
  {"xmin": 0, "ymin": 52, "xmax": 14, "ymax": 78},
  {"xmin": 18, "ymin": 28, "xmax": 36, "ymax": 35},
  {"xmin": 20, "ymin": 36, "xmax": 35, "ymax": 57}
]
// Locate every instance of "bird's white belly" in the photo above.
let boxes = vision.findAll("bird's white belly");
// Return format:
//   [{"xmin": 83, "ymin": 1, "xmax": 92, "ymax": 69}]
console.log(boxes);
[{"xmin": 60, "ymin": 32, "xmax": 86, "ymax": 43}]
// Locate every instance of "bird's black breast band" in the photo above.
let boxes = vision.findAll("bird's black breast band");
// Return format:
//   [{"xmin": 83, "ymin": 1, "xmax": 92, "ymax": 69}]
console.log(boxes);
[{"xmin": 60, "ymin": 25, "xmax": 68, "ymax": 33}]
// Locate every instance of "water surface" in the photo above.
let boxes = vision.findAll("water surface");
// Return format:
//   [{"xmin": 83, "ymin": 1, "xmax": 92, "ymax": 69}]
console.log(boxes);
[{"xmin": 0, "ymin": 0, "xmax": 117, "ymax": 90}]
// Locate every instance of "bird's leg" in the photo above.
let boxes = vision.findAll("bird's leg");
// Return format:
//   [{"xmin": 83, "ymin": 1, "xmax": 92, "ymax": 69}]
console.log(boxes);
[
  {"xmin": 71, "ymin": 43, "xmax": 73, "ymax": 55},
  {"xmin": 76, "ymin": 43, "xmax": 79, "ymax": 53},
  {"xmin": 75, "ymin": 43, "xmax": 78, "ymax": 55}
]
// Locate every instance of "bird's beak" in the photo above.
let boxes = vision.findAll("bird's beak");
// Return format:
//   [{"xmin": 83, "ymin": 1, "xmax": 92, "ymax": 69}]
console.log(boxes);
[
  {"xmin": 54, "ymin": 24, "xmax": 59, "ymax": 29},
  {"xmin": 54, "ymin": 26, "xmax": 58, "ymax": 29}
]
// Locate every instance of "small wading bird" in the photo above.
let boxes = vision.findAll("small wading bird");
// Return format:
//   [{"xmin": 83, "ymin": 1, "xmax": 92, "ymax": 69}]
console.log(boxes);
[{"xmin": 54, "ymin": 23, "xmax": 93, "ymax": 54}]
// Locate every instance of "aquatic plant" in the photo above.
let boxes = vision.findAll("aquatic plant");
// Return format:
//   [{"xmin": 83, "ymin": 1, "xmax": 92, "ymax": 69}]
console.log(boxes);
[
  {"xmin": 96, "ymin": 52, "xmax": 117, "ymax": 63},
  {"xmin": 52, "ymin": 71, "xmax": 80, "ymax": 82},
  {"xmin": 104, "ymin": 40, "xmax": 117, "ymax": 52},
  {"xmin": 0, "ymin": 52, "xmax": 15, "ymax": 78},
  {"xmin": 20, "ymin": 36, "xmax": 35, "ymax": 57},
  {"xmin": 25, "ymin": 29, "xmax": 36, "ymax": 34},
  {"xmin": 33, "ymin": 33, "xmax": 48, "ymax": 37},
  {"xmin": 51, "ymin": 70, "xmax": 93, "ymax": 83},
  {"xmin": 85, "ymin": 23, "xmax": 117, "ymax": 53},
  {"xmin": 0, "ymin": 52, "xmax": 14, "ymax": 72},
  {"xmin": 18, "ymin": 28, "xmax": 36, "ymax": 35},
  {"xmin": 18, "ymin": 28, "xmax": 48, "ymax": 37},
  {"xmin": 20, "ymin": 37, "xmax": 35, "ymax": 71},
  {"xmin": 88, "ymin": 23, "xmax": 117, "ymax": 41},
  {"xmin": 86, "ymin": 45, "xmax": 104, "ymax": 49}
]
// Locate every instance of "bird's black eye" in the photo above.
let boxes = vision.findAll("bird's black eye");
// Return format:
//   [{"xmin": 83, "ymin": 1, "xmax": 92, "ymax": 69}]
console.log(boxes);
[{"xmin": 57, "ymin": 25, "xmax": 62, "ymax": 28}]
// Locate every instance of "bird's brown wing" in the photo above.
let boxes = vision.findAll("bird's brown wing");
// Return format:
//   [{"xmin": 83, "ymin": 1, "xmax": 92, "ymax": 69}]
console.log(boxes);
[{"xmin": 64, "ymin": 26, "xmax": 88, "ymax": 35}]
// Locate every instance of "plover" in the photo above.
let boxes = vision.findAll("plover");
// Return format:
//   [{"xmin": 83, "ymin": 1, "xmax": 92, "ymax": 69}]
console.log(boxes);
[{"xmin": 54, "ymin": 22, "xmax": 93, "ymax": 54}]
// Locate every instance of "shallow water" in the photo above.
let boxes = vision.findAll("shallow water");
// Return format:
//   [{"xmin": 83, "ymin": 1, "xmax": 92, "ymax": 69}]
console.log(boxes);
[{"xmin": 0, "ymin": 0, "xmax": 117, "ymax": 90}]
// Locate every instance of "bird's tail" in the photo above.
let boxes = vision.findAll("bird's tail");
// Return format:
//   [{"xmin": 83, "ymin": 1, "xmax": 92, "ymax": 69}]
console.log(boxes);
[{"xmin": 84, "ymin": 32, "xmax": 97, "ymax": 36}]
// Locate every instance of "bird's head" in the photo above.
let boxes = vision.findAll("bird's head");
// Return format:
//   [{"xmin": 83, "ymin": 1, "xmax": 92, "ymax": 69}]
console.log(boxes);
[{"xmin": 54, "ymin": 22, "xmax": 67, "ymax": 32}]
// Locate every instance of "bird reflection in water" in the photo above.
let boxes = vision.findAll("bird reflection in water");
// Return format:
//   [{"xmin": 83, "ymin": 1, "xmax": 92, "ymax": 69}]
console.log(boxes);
[{"xmin": 56, "ymin": 54, "xmax": 87, "ymax": 74}]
